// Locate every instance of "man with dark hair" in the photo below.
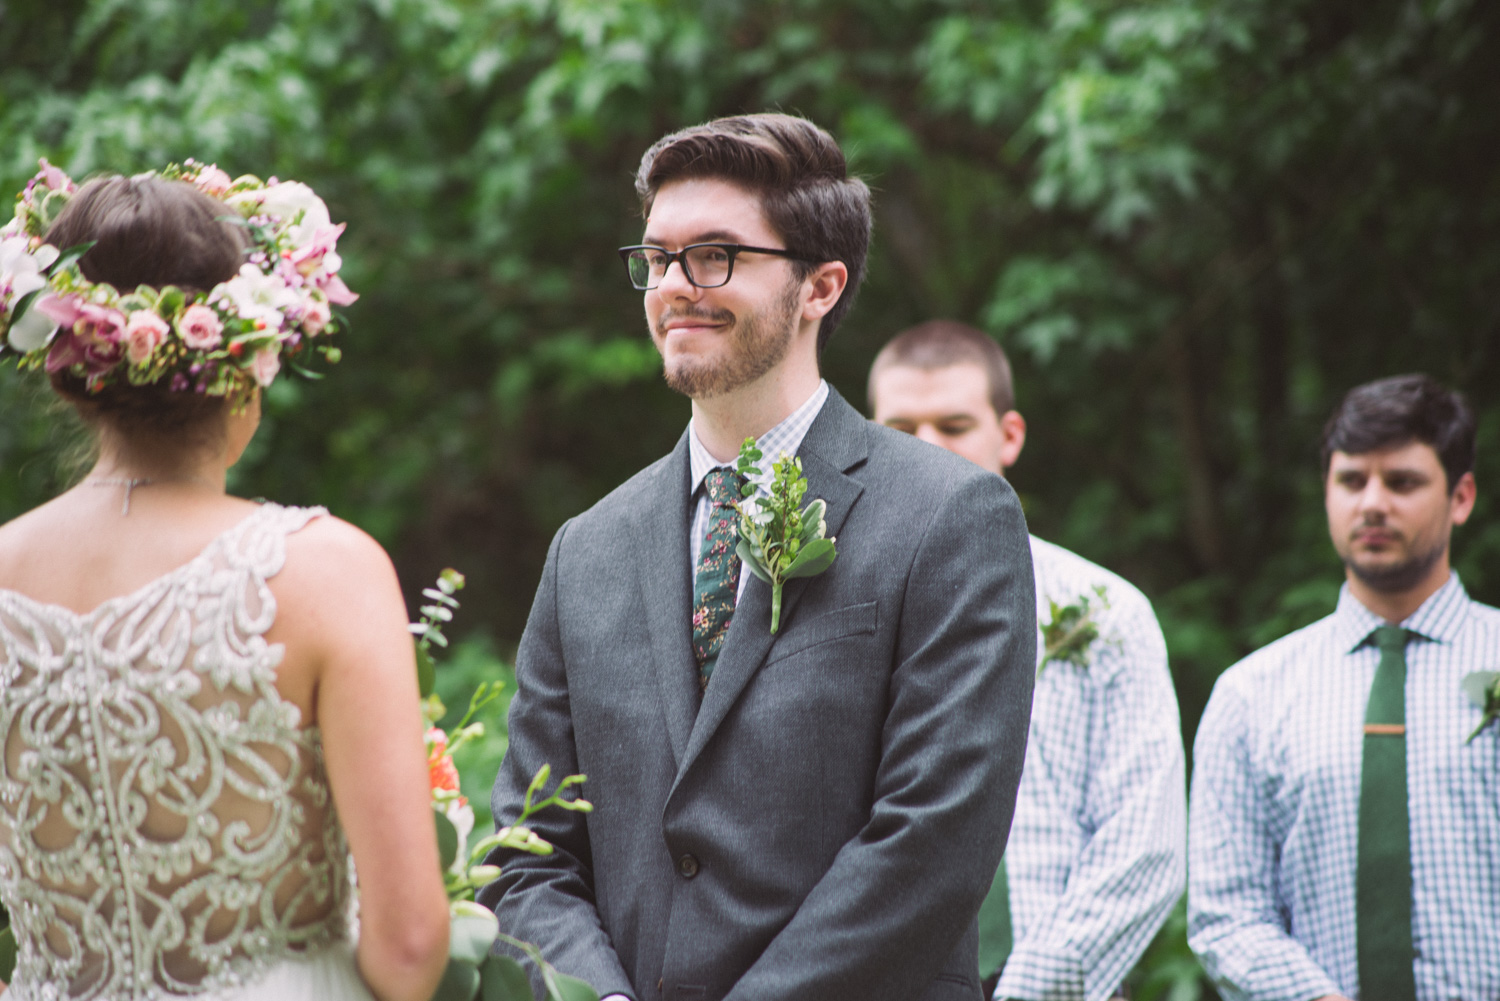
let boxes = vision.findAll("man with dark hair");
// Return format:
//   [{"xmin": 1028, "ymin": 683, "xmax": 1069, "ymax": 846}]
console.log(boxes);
[
  {"xmin": 483, "ymin": 115, "xmax": 1038, "ymax": 1001},
  {"xmin": 1189, "ymin": 373, "xmax": 1499, "ymax": 1001},
  {"xmin": 869, "ymin": 321, "xmax": 1186, "ymax": 1001}
]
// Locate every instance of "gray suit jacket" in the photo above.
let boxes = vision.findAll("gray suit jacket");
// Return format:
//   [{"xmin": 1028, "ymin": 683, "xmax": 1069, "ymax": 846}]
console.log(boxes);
[{"xmin": 480, "ymin": 389, "xmax": 1036, "ymax": 1001}]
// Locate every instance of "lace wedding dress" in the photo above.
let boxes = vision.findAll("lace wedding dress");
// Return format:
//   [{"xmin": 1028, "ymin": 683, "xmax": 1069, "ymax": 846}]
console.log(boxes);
[{"xmin": 0, "ymin": 504, "xmax": 373, "ymax": 1000}]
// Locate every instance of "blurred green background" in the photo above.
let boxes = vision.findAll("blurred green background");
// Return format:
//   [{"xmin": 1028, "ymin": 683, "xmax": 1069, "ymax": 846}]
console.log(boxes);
[{"xmin": 3, "ymin": 0, "xmax": 1498, "ymax": 995}]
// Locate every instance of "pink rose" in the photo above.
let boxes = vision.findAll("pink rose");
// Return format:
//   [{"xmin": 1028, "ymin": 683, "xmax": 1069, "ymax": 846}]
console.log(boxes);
[
  {"xmin": 124, "ymin": 311, "xmax": 170, "ymax": 364},
  {"xmin": 176, "ymin": 304, "xmax": 223, "ymax": 349},
  {"xmin": 301, "ymin": 297, "xmax": 332, "ymax": 336},
  {"xmin": 193, "ymin": 165, "xmax": 233, "ymax": 196},
  {"xmin": 250, "ymin": 346, "xmax": 280, "ymax": 388}
]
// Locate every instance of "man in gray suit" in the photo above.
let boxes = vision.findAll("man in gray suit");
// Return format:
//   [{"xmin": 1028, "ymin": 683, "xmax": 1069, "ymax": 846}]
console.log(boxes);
[{"xmin": 481, "ymin": 113, "xmax": 1037, "ymax": 1001}]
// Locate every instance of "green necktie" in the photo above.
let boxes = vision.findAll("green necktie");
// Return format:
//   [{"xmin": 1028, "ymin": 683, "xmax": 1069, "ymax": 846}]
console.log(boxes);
[
  {"xmin": 1356, "ymin": 624, "xmax": 1417, "ymax": 1001},
  {"xmin": 692, "ymin": 469, "xmax": 745, "ymax": 689},
  {"xmin": 976, "ymin": 858, "xmax": 1013, "ymax": 986}
]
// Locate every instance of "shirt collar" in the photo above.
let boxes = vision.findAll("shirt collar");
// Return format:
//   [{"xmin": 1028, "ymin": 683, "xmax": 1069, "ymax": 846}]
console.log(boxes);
[
  {"xmin": 1332, "ymin": 570, "xmax": 1471, "ymax": 653},
  {"xmin": 688, "ymin": 380, "xmax": 829, "ymax": 498}
]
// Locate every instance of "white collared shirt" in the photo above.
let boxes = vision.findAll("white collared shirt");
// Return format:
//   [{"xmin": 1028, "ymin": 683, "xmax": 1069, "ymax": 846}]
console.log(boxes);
[
  {"xmin": 1188, "ymin": 573, "xmax": 1500, "ymax": 1001},
  {"xmin": 997, "ymin": 536, "xmax": 1186, "ymax": 1001},
  {"xmin": 686, "ymin": 380, "xmax": 830, "ymax": 596}
]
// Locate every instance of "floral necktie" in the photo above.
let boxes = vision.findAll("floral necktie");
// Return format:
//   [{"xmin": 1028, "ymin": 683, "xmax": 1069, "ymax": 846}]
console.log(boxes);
[{"xmin": 692, "ymin": 469, "xmax": 745, "ymax": 690}]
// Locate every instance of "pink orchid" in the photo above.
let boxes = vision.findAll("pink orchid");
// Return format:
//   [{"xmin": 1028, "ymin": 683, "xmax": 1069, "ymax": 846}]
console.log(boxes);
[
  {"xmin": 321, "ymin": 274, "xmax": 358, "ymax": 306},
  {"xmin": 288, "ymin": 223, "xmax": 345, "ymax": 278},
  {"xmin": 193, "ymin": 165, "xmax": 233, "ymax": 196},
  {"xmin": 38, "ymin": 159, "xmax": 74, "ymax": 193}
]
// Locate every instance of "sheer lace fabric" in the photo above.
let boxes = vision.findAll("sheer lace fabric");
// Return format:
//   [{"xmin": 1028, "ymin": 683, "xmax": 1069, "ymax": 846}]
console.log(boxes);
[{"xmin": 0, "ymin": 504, "xmax": 356, "ymax": 1000}]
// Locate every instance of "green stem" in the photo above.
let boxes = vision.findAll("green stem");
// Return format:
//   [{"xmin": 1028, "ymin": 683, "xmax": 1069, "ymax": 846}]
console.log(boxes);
[{"xmin": 770, "ymin": 582, "xmax": 783, "ymax": 634}]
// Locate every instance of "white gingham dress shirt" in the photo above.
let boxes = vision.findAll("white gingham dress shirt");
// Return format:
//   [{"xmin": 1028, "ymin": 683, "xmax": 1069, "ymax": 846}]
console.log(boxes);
[
  {"xmin": 997, "ymin": 537, "xmax": 1187, "ymax": 1001},
  {"xmin": 687, "ymin": 379, "xmax": 829, "ymax": 591},
  {"xmin": 1188, "ymin": 573, "xmax": 1500, "ymax": 1001}
]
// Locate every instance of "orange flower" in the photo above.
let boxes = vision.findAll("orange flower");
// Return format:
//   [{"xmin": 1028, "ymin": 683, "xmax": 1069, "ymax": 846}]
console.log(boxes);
[{"xmin": 426, "ymin": 727, "xmax": 462, "ymax": 795}]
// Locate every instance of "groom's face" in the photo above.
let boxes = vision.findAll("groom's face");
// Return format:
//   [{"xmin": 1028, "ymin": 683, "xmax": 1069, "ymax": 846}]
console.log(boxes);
[{"xmin": 641, "ymin": 178, "xmax": 806, "ymax": 400}]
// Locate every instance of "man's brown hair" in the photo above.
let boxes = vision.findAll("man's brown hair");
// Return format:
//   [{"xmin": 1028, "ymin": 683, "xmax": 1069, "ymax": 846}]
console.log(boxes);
[
  {"xmin": 869, "ymin": 320, "xmax": 1016, "ymax": 418},
  {"xmin": 635, "ymin": 113, "xmax": 872, "ymax": 353}
]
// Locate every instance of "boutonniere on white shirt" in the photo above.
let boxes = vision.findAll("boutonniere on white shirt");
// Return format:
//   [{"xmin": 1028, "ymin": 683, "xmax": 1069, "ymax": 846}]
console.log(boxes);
[
  {"xmin": 1462, "ymin": 671, "xmax": 1500, "ymax": 742},
  {"xmin": 734, "ymin": 437, "xmax": 838, "ymax": 635},
  {"xmin": 1039, "ymin": 584, "xmax": 1111, "ymax": 672}
]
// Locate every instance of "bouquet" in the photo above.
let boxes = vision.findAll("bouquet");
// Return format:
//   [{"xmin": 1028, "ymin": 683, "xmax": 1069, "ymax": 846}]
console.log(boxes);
[{"xmin": 412, "ymin": 570, "xmax": 598, "ymax": 1001}]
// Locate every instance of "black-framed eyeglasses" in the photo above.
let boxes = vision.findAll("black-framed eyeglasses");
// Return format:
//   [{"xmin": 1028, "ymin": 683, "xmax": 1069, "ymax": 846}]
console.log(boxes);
[{"xmin": 616, "ymin": 243, "xmax": 823, "ymax": 290}]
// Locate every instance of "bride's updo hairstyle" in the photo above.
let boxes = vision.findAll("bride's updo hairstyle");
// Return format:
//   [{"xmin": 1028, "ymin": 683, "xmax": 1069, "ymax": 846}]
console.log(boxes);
[{"xmin": 43, "ymin": 176, "xmax": 247, "ymax": 460}]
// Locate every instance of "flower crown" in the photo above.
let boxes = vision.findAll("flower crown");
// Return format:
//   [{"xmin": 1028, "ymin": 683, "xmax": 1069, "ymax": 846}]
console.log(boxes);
[{"xmin": 0, "ymin": 158, "xmax": 355, "ymax": 401}]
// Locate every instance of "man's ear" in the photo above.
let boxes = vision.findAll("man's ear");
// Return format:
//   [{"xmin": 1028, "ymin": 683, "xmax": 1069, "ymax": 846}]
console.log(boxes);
[
  {"xmin": 998, "ymin": 409, "xmax": 1027, "ymax": 471},
  {"xmin": 1450, "ymin": 470, "xmax": 1477, "ymax": 526},
  {"xmin": 800, "ymin": 261, "xmax": 848, "ymax": 321}
]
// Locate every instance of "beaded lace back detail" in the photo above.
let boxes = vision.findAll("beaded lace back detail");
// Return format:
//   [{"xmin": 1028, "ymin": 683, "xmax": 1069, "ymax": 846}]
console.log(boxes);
[{"xmin": 0, "ymin": 504, "xmax": 350, "ymax": 999}]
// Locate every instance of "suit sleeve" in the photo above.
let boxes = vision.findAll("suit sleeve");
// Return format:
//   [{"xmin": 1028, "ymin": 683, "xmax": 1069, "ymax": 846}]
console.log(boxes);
[
  {"xmin": 477, "ymin": 522, "xmax": 636, "ymax": 1000},
  {"xmin": 998, "ymin": 590, "xmax": 1186, "ymax": 1001},
  {"xmin": 725, "ymin": 472, "xmax": 1037, "ymax": 1001},
  {"xmin": 1186, "ymin": 680, "xmax": 1341, "ymax": 1001}
]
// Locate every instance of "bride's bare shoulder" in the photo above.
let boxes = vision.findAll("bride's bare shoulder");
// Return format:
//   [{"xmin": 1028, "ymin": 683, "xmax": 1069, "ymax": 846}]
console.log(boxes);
[{"xmin": 276, "ymin": 511, "xmax": 402, "ymax": 602}]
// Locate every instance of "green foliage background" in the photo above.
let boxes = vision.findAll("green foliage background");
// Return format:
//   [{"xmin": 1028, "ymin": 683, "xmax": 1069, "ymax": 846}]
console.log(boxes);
[{"xmin": 3, "ymin": 0, "xmax": 1498, "ymax": 994}]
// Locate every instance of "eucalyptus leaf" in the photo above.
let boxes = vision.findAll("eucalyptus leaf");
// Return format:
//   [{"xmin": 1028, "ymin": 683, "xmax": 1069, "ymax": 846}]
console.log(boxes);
[
  {"xmin": 798, "ymin": 498, "xmax": 827, "ymax": 538},
  {"xmin": 157, "ymin": 286, "xmax": 187, "ymax": 316},
  {"xmin": 449, "ymin": 901, "xmax": 501, "ymax": 964},
  {"xmin": 432, "ymin": 957, "xmax": 482, "ymax": 1001},
  {"xmin": 541, "ymin": 968, "xmax": 601, "ymax": 1001},
  {"xmin": 479, "ymin": 954, "xmax": 534, "ymax": 1001},
  {"xmin": 434, "ymin": 807, "xmax": 460, "ymax": 872}
]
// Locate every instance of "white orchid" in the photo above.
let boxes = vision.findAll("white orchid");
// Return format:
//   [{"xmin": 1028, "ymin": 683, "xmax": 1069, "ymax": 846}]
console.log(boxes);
[{"xmin": 214, "ymin": 263, "xmax": 301, "ymax": 327}]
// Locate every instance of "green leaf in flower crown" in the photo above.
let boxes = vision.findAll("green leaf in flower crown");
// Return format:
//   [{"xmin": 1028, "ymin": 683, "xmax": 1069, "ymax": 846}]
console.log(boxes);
[
  {"xmin": 479, "ymin": 954, "xmax": 533, "ymax": 1001},
  {"xmin": 417, "ymin": 641, "xmax": 437, "ymax": 698},
  {"xmin": 432, "ymin": 957, "xmax": 482, "ymax": 1001},
  {"xmin": 157, "ymin": 286, "xmax": 187, "ymax": 317},
  {"xmin": 435, "ymin": 807, "xmax": 460, "ymax": 872},
  {"xmin": 49, "ymin": 241, "xmax": 95, "ymax": 276}
]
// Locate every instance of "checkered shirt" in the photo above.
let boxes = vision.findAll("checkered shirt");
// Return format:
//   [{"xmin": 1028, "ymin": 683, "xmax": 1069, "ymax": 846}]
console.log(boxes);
[
  {"xmin": 996, "ymin": 536, "xmax": 1187, "ymax": 1001},
  {"xmin": 687, "ymin": 380, "xmax": 829, "ymax": 593},
  {"xmin": 1188, "ymin": 573, "xmax": 1500, "ymax": 1001}
]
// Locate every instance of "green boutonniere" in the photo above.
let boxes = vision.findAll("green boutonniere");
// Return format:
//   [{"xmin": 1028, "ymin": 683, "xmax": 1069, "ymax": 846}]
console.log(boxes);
[
  {"xmin": 734, "ymin": 437, "xmax": 838, "ymax": 634},
  {"xmin": 1462, "ymin": 670, "xmax": 1500, "ymax": 743},
  {"xmin": 1039, "ymin": 584, "xmax": 1110, "ymax": 672}
]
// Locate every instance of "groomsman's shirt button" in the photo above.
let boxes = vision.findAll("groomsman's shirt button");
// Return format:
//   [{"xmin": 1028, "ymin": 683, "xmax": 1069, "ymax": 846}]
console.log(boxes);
[{"xmin": 677, "ymin": 854, "xmax": 700, "ymax": 878}]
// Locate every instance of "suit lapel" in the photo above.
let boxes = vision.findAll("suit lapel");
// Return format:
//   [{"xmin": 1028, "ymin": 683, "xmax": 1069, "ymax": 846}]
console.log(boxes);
[
  {"xmin": 631, "ymin": 431, "xmax": 699, "ymax": 767},
  {"xmin": 674, "ymin": 390, "xmax": 870, "ymax": 785}
]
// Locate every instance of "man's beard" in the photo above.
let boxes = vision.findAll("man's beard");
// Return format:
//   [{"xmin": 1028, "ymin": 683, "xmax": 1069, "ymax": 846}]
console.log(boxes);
[
  {"xmin": 655, "ymin": 280, "xmax": 801, "ymax": 399},
  {"xmin": 1342, "ymin": 531, "xmax": 1448, "ymax": 593}
]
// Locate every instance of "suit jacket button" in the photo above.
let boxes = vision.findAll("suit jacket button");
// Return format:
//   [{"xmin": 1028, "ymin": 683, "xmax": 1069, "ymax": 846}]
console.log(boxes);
[{"xmin": 677, "ymin": 853, "xmax": 700, "ymax": 878}]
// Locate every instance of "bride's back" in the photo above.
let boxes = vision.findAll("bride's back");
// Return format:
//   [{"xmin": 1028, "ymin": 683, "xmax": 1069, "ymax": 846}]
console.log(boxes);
[
  {"xmin": 0, "ymin": 168, "xmax": 447, "ymax": 1001},
  {"xmin": 0, "ymin": 497, "xmax": 351, "ymax": 997}
]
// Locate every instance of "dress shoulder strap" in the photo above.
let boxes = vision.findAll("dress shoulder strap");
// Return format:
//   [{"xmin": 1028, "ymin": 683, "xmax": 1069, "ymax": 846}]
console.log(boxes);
[{"xmin": 221, "ymin": 502, "xmax": 329, "ymax": 581}]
